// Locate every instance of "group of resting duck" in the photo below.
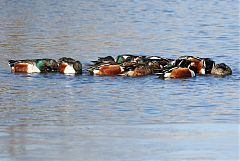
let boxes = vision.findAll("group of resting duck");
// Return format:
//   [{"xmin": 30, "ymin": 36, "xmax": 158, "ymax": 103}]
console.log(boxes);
[{"xmin": 8, "ymin": 55, "xmax": 232, "ymax": 79}]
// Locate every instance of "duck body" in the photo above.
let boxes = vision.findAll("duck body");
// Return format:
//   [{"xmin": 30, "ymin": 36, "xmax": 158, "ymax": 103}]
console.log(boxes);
[
  {"xmin": 58, "ymin": 57, "xmax": 82, "ymax": 74},
  {"xmin": 158, "ymin": 67, "xmax": 195, "ymax": 79},
  {"xmin": 211, "ymin": 63, "xmax": 232, "ymax": 76},
  {"xmin": 91, "ymin": 56, "xmax": 116, "ymax": 65},
  {"xmin": 145, "ymin": 56, "xmax": 173, "ymax": 73},
  {"xmin": 92, "ymin": 64, "xmax": 124, "ymax": 76},
  {"xmin": 125, "ymin": 64, "xmax": 152, "ymax": 77},
  {"xmin": 115, "ymin": 54, "xmax": 136, "ymax": 64},
  {"xmin": 8, "ymin": 59, "xmax": 58, "ymax": 73},
  {"xmin": 115, "ymin": 54, "xmax": 145, "ymax": 64},
  {"xmin": 172, "ymin": 56, "xmax": 215, "ymax": 75},
  {"xmin": 88, "ymin": 56, "xmax": 119, "ymax": 75},
  {"xmin": 97, "ymin": 56, "xmax": 115, "ymax": 62},
  {"xmin": 175, "ymin": 56, "xmax": 204, "ymax": 74}
]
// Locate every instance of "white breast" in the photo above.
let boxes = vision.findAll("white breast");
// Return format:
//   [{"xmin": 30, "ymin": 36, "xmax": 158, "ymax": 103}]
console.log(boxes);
[
  {"xmin": 199, "ymin": 68, "xmax": 205, "ymax": 75},
  {"xmin": 27, "ymin": 64, "xmax": 41, "ymax": 73},
  {"xmin": 164, "ymin": 72, "xmax": 172, "ymax": 78},
  {"xmin": 64, "ymin": 65, "xmax": 76, "ymax": 74},
  {"xmin": 93, "ymin": 69, "xmax": 100, "ymax": 75}
]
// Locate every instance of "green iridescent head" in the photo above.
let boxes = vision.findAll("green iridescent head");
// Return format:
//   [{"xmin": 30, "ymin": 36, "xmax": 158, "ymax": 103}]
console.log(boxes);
[
  {"xmin": 116, "ymin": 55, "xmax": 124, "ymax": 64},
  {"xmin": 36, "ymin": 59, "xmax": 58, "ymax": 72}
]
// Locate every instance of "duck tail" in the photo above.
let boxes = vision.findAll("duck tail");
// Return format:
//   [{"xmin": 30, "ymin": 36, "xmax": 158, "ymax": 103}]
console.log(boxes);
[{"xmin": 8, "ymin": 60, "xmax": 17, "ymax": 67}]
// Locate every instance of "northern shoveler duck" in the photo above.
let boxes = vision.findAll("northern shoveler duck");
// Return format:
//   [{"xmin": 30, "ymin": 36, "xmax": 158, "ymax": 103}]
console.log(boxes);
[
  {"xmin": 89, "ymin": 64, "xmax": 124, "ymax": 76},
  {"xmin": 8, "ymin": 59, "xmax": 58, "ymax": 73},
  {"xmin": 115, "ymin": 54, "xmax": 145, "ymax": 64},
  {"xmin": 144, "ymin": 56, "xmax": 174, "ymax": 73},
  {"xmin": 58, "ymin": 57, "xmax": 82, "ymax": 74},
  {"xmin": 91, "ymin": 56, "xmax": 116, "ymax": 65},
  {"xmin": 173, "ymin": 56, "xmax": 215, "ymax": 75},
  {"xmin": 145, "ymin": 56, "xmax": 173, "ymax": 65},
  {"xmin": 87, "ymin": 56, "xmax": 119, "ymax": 75},
  {"xmin": 115, "ymin": 54, "xmax": 135, "ymax": 64},
  {"xmin": 147, "ymin": 60, "xmax": 163, "ymax": 73},
  {"xmin": 125, "ymin": 64, "xmax": 152, "ymax": 77},
  {"xmin": 175, "ymin": 56, "xmax": 204, "ymax": 74},
  {"xmin": 97, "ymin": 56, "xmax": 115, "ymax": 62},
  {"xmin": 211, "ymin": 63, "xmax": 232, "ymax": 76},
  {"xmin": 158, "ymin": 67, "xmax": 196, "ymax": 79}
]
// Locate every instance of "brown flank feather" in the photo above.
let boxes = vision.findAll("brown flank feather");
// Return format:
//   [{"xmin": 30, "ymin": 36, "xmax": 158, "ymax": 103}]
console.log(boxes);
[
  {"xmin": 99, "ymin": 65, "xmax": 122, "ymax": 75},
  {"xmin": 171, "ymin": 68, "xmax": 192, "ymax": 78},
  {"xmin": 58, "ymin": 63, "xmax": 68, "ymax": 73},
  {"xmin": 13, "ymin": 63, "xmax": 29, "ymax": 73}
]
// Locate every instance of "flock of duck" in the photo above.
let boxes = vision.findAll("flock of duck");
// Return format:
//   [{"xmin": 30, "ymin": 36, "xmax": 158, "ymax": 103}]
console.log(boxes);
[{"xmin": 8, "ymin": 55, "xmax": 232, "ymax": 79}]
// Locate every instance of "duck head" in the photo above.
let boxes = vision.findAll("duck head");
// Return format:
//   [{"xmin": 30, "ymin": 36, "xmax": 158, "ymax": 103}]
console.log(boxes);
[
  {"xmin": 211, "ymin": 63, "xmax": 232, "ymax": 76},
  {"xmin": 58, "ymin": 57, "xmax": 82, "ymax": 74}
]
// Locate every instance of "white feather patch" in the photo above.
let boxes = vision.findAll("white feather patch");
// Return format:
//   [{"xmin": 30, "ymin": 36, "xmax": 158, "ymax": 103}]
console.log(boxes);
[
  {"xmin": 27, "ymin": 64, "xmax": 41, "ymax": 73},
  {"xmin": 93, "ymin": 69, "xmax": 100, "ymax": 75},
  {"xmin": 120, "ymin": 66, "xmax": 125, "ymax": 72},
  {"xmin": 148, "ymin": 56, "xmax": 161, "ymax": 60},
  {"xmin": 199, "ymin": 68, "xmax": 205, "ymax": 75},
  {"xmin": 164, "ymin": 72, "xmax": 172, "ymax": 78},
  {"xmin": 190, "ymin": 69, "xmax": 196, "ymax": 77},
  {"xmin": 64, "ymin": 65, "xmax": 76, "ymax": 74}
]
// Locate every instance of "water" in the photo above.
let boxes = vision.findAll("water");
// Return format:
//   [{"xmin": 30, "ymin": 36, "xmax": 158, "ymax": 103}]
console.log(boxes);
[{"xmin": 0, "ymin": 0, "xmax": 239, "ymax": 160}]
